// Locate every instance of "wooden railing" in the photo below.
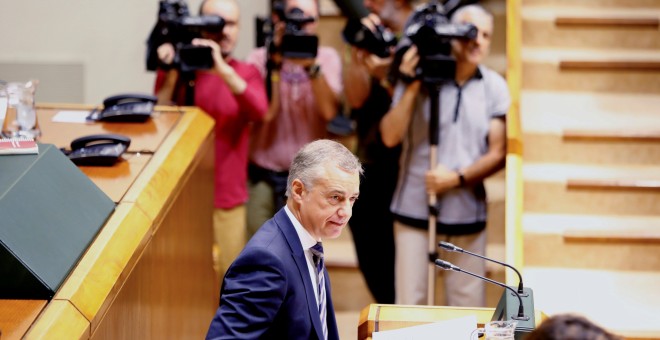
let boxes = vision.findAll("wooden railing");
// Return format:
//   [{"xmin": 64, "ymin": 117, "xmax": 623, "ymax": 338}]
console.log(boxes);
[{"xmin": 505, "ymin": 0, "xmax": 525, "ymax": 286}]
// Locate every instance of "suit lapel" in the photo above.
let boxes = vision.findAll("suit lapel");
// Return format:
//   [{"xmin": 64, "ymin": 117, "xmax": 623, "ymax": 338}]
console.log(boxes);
[{"xmin": 274, "ymin": 209, "xmax": 325, "ymax": 340}]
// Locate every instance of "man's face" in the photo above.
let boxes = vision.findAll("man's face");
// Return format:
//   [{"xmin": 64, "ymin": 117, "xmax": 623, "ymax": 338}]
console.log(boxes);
[
  {"xmin": 201, "ymin": 0, "xmax": 239, "ymax": 57},
  {"xmin": 286, "ymin": 0, "xmax": 319, "ymax": 34},
  {"xmin": 297, "ymin": 164, "xmax": 360, "ymax": 240},
  {"xmin": 451, "ymin": 11, "xmax": 493, "ymax": 66}
]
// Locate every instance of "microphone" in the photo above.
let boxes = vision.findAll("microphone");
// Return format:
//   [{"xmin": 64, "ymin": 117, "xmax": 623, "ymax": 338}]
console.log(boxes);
[
  {"xmin": 435, "ymin": 259, "xmax": 530, "ymax": 321},
  {"xmin": 439, "ymin": 241, "xmax": 526, "ymax": 296}
]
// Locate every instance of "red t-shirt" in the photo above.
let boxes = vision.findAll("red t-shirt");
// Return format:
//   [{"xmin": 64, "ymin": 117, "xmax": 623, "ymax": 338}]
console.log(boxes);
[{"xmin": 154, "ymin": 60, "xmax": 268, "ymax": 209}]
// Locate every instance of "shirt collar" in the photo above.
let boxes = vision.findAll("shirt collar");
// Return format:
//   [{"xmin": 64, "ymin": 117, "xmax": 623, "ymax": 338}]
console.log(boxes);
[{"xmin": 284, "ymin": 206, "xmax": 318, "ymax": 250}]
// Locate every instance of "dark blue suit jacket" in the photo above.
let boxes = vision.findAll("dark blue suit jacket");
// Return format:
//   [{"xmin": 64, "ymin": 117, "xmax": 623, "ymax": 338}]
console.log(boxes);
[{"xmin": 206, "ymin": 208, "xmax": 339, "ymax": 340}]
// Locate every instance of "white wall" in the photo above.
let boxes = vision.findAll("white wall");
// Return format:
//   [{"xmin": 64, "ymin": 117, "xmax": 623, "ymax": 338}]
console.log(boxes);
[{"xmin": 0, "ymin": 0, "xmax": 269, "ymax": 105}]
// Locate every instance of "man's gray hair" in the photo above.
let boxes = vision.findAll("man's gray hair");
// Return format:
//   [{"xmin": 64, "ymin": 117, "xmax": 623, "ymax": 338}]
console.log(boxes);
[
  {"xmin": 450, "ymin": 4, "xmax": 493, "ymax": 24},
  {"xmin": 286, "ymin": 139, "xmax": 363, "ymax": 197}
]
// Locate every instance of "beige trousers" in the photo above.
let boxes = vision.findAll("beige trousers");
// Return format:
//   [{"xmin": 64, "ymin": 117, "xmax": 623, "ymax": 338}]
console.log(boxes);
[
  {"xmin": 394, "ymin": 221, "xmax": 487, "ymax": 307},
  {"xmin": 213, "ymin": 205, "xmax": 247, "ymax": 284}
]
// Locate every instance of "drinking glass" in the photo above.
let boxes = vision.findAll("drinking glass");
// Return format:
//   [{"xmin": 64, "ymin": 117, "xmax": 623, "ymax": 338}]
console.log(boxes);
[
  {"xmin": 5, "ymin": 80, "xmax": 40, "ymax": 139},
  {"xmin": 0, "ymin": 82, "xmax": 8, "ymax": 136}
]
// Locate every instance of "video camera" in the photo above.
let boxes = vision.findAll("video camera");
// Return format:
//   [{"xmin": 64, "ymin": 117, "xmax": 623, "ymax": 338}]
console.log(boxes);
[
  {"xmin": 255, "ymin": 3, "xmax": 318, "ymax": 59},
  {"xmin": 146, "ymin": 0, "xmax": 225, "ymax": 72},
  {"xmin": 399, "ymin": 0, "xmax": 477, "ymax": 84},
  {"xmin": 342, "ymin": 18, "xmax": 398, "ymax": 58},
  {"xmin": 280, "ymin": 7, "xmax": 319, "ymax": 59}
]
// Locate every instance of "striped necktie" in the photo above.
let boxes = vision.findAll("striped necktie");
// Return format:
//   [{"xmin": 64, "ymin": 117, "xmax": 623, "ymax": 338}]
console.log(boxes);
[{"xmin": 310, "ymin": 242, "xmax": 327, "ymax": 340}]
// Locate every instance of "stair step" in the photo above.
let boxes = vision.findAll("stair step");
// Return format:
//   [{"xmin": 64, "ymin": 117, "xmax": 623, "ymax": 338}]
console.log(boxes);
[
  {"xmin": 568, "ymin": 178, "xmax": 660, "ymax": 191},
  {"xmin": 521, "ymin": 90, "xmax": 660, "ymax": 133},
  {"xmin": 523, "ymin": 163, "xmax": 660, "ymax": 215},
  {"xmin": 538, "ymin": 9, "xmax": 660, "ymax": 50},
  {"xmin": 521, "ymin": 90, "xmax": 660, "ymax": 165},
  {"xmin": 523, "ymin": 213, "xmax": 660, "ymax": 270},
  {"xmin": 522, "ymin": 48, "xmax": 660, "ymax": 93},
  {"xmin": 523, "ymin": 267, "xmax": 660, "ymax": 339},
  {"xmin": 563, "ymin": 129, "xmax": 660, "ymax": 143}
]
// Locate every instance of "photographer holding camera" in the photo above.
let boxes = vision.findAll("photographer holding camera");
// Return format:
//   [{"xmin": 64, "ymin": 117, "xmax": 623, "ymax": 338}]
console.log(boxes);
[
  {"xmin": 245, "ymin": 0, "xmax": 343, "ymax": 238},
  {"xmin": 342, "ymin": 0, "xmax": 415, "ymax": 305},
  {"xmin": 152, "ymin": 0, "xmax": 268, "ymax": 284},
  {"xmin": 380, "ymin": 3, "xmax": 510, "ymax": 307}
]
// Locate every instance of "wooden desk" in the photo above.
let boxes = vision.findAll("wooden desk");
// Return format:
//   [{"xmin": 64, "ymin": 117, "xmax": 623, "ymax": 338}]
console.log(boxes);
[{"xmin": 0, "ymin": 105, "xmax": 216, "ymax": 339}]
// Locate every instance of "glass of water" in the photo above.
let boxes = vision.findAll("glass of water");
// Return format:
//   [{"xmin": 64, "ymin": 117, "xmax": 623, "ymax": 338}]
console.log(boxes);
[
  {"xmin": 0, "ymin": 82, "xmax": 8, "ymax": 137},
  {"xmin": 6, "ymin": 80, "xmax": 40, "ymax": 139}
]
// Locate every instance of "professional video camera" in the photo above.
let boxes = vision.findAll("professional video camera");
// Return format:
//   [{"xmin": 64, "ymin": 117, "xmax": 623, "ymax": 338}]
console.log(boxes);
[
  {"xmin": 280, "ymin": 7, "xmax": 319, "ymax": 59},
  {"xmin": 146, "ymin": 0, "xmax": 225, "ymax": 72},
  {"xmin": 342, "ymin": 18, "xmax": 398, "ymax": 58},
  {"xmin": 399, "ymin": 0, "xmax": 477, "ymax": 84}
]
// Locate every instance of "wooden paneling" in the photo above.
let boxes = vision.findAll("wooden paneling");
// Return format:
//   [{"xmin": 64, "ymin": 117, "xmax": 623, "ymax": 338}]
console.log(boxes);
[{"xmin": 90, "ymin": 130, "xmax": 216, "ymax": 339}]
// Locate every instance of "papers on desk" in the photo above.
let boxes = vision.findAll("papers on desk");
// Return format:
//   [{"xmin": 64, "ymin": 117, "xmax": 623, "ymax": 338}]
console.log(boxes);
[
  {"xmin": 52, "ymin": 110, "xmax": 92, "ymax": 123},
  {"xmin": 372, "ymin": 315, "xmax": 477, "ymax": 340}
]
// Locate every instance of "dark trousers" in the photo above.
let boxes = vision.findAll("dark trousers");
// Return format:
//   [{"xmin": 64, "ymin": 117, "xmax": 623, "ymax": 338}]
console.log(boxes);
[{"xmin": 349, "ymin": 162, "xmax": 398, "ymax": 304}]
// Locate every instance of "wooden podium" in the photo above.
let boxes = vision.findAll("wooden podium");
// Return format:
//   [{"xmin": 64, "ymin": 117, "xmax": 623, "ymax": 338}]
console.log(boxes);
[{"xmin": 358, "ymin": 304, "xmax": 546, "ymax": 340}]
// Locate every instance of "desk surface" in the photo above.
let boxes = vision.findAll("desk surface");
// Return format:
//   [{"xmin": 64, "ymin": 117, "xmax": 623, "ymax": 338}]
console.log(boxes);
[
  {"xmin": 35, "ymin": 105, "xmax": 181, "ymax": 153},
  {"xmin": 0, "ymin": 300, "xmax": 47, "ymax": 339}
]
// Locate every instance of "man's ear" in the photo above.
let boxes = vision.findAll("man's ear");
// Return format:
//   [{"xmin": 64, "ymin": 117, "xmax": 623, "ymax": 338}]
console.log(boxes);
[{"xmin": 291, "ymin": 179, "xmax": 306, "ymax": 201}]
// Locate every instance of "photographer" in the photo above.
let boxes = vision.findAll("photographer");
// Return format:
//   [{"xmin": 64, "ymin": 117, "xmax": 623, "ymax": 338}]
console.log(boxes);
[
  {"xmin": 152, "ymin": 0, "xmax": 268, "ymax": 284},
  {"xmin": 343, "ymin": 0, "xmax": 414, "ymax": 305},
  {"xmin": 245, "ymin": 0, "xmax": 342, "ymax": 238},
  {"xmin": 380, "ymin": 4, "xmax": 510, "ymax": 307}
]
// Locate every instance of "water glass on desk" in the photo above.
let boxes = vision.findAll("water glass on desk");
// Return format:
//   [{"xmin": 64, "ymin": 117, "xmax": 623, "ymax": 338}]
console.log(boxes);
[
  {"xmin": 4, "ymin": 80, "xmax": 40, "ymax": 139},
  {"xmin": 0, "ymin": 83, "xmax": 8, "ymax": 135}
]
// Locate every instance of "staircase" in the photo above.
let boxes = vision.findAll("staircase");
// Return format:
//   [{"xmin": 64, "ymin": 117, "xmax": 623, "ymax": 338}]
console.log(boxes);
[{"xmin": 519, "ymin": 0, "xmax": 660, "ymax": 338}]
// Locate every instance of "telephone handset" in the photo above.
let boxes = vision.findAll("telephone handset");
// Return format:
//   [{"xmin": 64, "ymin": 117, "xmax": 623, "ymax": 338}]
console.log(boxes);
[
  {"xmin": 87, "ymin": 93, "xmax": 157, "ymax": 123},
  {"xmin": 66, "ymin": 133, "xmax": 131, "ymax": 166}
]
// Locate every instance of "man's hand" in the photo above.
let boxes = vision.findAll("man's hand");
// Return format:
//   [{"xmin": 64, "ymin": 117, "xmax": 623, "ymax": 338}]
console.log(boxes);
[
  {"xmin": 399, "ymin": 45, "xmax": 420, "ymax": 79},
  {"xmin": 157, "ymin": 43, "xmax": 176, "ymax": 65},
  {"xmin": 425, "ymin": 164, "xmax": 461, "ymax": 195},
  {"xmin": 191, "ymin": 38, "xmax": 232, "ymax": 75}
]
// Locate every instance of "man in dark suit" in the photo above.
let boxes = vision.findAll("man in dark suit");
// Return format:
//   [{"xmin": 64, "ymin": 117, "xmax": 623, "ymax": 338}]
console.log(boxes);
[{"xmin": 206, "ymin": 139, "xmax": 362, "ymax": 340}]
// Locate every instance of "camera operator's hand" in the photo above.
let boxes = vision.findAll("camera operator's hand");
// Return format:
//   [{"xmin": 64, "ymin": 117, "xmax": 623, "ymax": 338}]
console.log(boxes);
[
  {"xmin": 157, "ymin": 43, "xmax": 176, "ymax": 66},
  {"xmin": 192, "ymin": 38, "xmax": 231, "ymax": 74},
  {"xmin": 360, "ymin": 13, "xmax": 381, "ymax": 32},
  {"xmin": 192, "ymin": 38, "xmax": 247, "ymax": 94},
  {"xmin": 399, "ymin": 45, "xmax": 420, "ymax": 80},
  {"xmin": 425, "ymin": 164, "xmax": 461, "ymax": 195}
]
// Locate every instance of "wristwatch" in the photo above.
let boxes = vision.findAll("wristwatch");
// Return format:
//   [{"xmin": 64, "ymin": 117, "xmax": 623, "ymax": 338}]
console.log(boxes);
[{"xmin": 305, "ymin": 64, "xmax": 321, "ymax": 79}]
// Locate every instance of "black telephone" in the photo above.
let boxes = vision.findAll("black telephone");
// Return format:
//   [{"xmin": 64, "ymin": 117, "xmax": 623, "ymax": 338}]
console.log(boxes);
[
  {"xmin": 87, "ymin": 93, "xmax": 157, "ymax": 123},
  {"xmin": 66, "ymin": 134, "xmax": 131, "ymax": 166}
]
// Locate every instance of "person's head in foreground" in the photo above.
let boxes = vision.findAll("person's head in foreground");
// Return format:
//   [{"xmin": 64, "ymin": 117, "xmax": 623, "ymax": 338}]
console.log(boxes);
[{"xmin": 527, "ymin": 314, "xmax": 623, "ymax": 340}]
